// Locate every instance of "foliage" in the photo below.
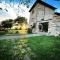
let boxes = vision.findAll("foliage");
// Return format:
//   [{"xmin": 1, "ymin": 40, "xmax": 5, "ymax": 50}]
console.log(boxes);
[
  {"xmin": 1, "ymin": 19, "xmax": 13, "ymax": 29},
  {"xmin": 0, "ymin": 16, "xmax": 28, "ymax": 35},
  {"xmin": 0, "ymin": 31, "xmax": 7, "ymax": 35},
  {"xmin": 27, "ymin": 28, "xmax": 32, "ymax": 34},
  {"xmin": 0, "ymin": 25, "xmax": 2, "ymax": 31},
  {"xmin": 14, "ymin": 16, "xmax": 27, "ymax": 24},
  {"xmin": 28, "ymin": 36, "xmax": 60, "ymax": 60},
  {"xmin": 15, "ymin": 31, "xmax": 19, "ymax": 34}
]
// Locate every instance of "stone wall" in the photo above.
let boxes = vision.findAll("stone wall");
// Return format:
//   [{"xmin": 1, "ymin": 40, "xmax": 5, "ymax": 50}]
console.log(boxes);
[{"xmin": 51, "ymin": 14, "xmax": 60, "ymax": 35}]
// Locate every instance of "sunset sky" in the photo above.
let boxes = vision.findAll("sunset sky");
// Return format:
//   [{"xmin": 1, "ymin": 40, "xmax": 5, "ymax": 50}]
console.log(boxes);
[{"xmin": 0, "ymin": 0, "xmax": 60, "ymax": 22}]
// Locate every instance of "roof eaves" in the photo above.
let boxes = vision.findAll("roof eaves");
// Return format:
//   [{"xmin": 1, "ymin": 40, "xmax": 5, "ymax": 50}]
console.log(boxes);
[
  {"xmin": 39, "ymin": 1, "xmax": 56, "ymax": 10},
  {"xmin": 55, "ymin": 12, "xmax": 60, "ymax": 16},
  {"xmin": 29, "ymin": 0, "xmax": 56, "ymax": 12},
  {"xmin": 29, "ymin": 1, "xmax": 37, "ymax": 12}
]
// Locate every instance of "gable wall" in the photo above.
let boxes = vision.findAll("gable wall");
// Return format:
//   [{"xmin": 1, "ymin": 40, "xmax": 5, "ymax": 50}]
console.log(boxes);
[{"xmin": 29, "ymin": 3, "xmax": 54, "ymax": 26}]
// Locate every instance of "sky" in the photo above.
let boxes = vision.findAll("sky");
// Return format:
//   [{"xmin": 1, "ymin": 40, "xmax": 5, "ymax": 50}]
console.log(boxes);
[
  {"xmin": 0, "ymin": 0, "xmax": 60, "ymax": 22},
  {"xmin": 44, "ymin": 0, "xmax": 60, "ymax": 12}
]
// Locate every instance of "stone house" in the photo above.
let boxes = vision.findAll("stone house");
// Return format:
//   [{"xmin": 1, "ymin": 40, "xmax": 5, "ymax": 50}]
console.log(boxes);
[{"xmin": 29, "ymin": 0, "xmax": 60, "ymax": 36}]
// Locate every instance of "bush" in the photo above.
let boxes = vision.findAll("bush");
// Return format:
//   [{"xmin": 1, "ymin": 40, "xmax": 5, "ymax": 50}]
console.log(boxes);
[
  {"xmin": 15, "ymin": 31, "xmax": 19, "ymax": 34},
  {"xmin": 0, "ymin": 31, "xmax": 7, "ymax": 35},
  {"xmin": 27, "ymin": 28, "xmax": 32, "ymax": 34}
]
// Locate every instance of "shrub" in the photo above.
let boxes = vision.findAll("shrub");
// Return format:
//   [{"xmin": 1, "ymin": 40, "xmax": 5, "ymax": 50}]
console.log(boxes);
[
  {"xmin": 0, "ymin": 31, "xmax": 7, "ymax": 35},
  {"xmin": 15, "ymin": 31, "xmax": 19, "ymax": 34},
  {"xmin": 27, "ymin": 28, "xmax": 32, "ymax": 34}
]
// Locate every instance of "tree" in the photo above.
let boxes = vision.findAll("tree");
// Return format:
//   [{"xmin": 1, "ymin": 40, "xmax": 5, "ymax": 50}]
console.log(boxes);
[
  {"xmin": 14, "ymin": 16, "xmax": 27, "ymax": 25},
  {"xmin": 1, "ymin": 19, "xmax": 13, "ymax": 29},
  {"xmin": 0, "ymin": 25, "xmax": 2, "ymax": 31},
  {"xmin": 8, "ymin": 19, "xmax": 13, "ymax": 22}
]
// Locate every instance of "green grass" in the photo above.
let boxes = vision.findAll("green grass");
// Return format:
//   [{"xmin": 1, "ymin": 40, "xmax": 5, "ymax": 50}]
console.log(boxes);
[
  {"xmin": 28, "ymin": 36, "xmax": 60, "ymax": 60},
  {"xmin": 0, "ymin": 39, "xmax": 32, "ymax": 60},
  {"xmin": 0, "ymin": 31, "xmax": 7, "ymax": 35},
  {"xmin": 0, "ymin": 36, "xmax": 60, "ymax": 60}
]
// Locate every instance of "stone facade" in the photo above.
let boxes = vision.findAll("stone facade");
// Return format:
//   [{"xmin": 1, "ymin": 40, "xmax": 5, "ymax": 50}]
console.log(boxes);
[{"xmin": 29, "ymin": 1, "xmax": 60, "ymax": 36}]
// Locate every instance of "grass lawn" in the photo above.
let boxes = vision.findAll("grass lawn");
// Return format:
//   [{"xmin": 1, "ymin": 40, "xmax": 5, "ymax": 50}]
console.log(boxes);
[
  {"xmin": 0, "ymin": 31, "xmax": 7, "ymax": 35},
  {"xmin": 0, "ymin": 36, "xmax": 60, "ymax": 60},
  {"xmin": 28, "ymin": 36, "xmax": 60, "ymax": 60}
]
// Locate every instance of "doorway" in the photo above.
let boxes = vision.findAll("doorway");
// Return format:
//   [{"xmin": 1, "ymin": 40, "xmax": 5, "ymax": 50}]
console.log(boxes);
[{"xmin": 39, "ymin": 22, "xmax": 48, "ymax": 32}]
